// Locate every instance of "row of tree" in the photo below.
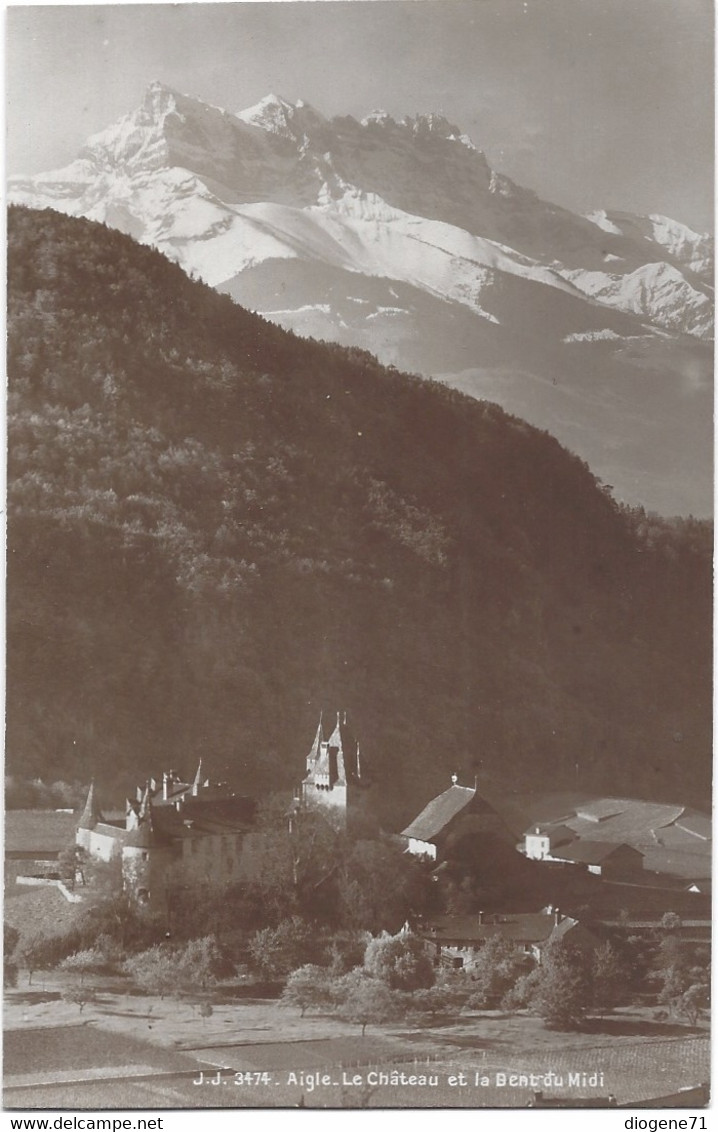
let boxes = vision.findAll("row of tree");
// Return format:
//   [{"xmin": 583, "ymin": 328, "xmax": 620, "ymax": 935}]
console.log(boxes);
[{"xmin": 8, "ymin": 891, "xmax": 708, "ymax": 1034}]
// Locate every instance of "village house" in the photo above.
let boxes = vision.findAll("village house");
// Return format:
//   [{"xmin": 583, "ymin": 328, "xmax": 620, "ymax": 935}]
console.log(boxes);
[
  {"xmin": 401, "ymin": 774, "xmax": 516, "ymax": 862},
  {"xmin": 524, "ymin": 825, "xmax": 643, "ymax": 878},
  {"xmin": 520, "ymin": 798, "xmax": 709, "ymax": 886},
  {"xmin": 419, "ymin": 908, "xmax": 600, "ymax": 969}
]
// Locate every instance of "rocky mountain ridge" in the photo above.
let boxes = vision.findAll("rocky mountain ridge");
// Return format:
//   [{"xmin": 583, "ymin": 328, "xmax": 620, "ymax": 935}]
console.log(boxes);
[
  {"xmin": 12, "ymin": 82, "xmax": 712, "ymax": 337},
  {"xmin": 9, "ymin": 82, "xmax": 714, "ymax": 515}
]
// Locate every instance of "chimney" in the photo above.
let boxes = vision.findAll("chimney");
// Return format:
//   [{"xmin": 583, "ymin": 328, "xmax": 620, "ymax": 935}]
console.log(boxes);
[
  {"xmin": 554, "ymin": 907, "xmax": 561, "ymax": 925},
  {"xmin": 163, "ymin": 772, "xmax": 169, "ymax": 801},
  {"xmin": 451, "ymin": 773, "xmax": 458, "ymax": 785},
  {"xmin": 478, "ymin": 910, "xmax": 483, "ymax": 924}
]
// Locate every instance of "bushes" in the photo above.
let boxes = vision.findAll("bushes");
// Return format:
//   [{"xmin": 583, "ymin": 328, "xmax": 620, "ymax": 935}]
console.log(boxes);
[
  {"xmin": 59, "ymin": 948, "xmax": 114, "ymax": 982},
  {"xmin": 333, "ymin": 969, "xmax": 399, "ymax": 1035},
  {"xmin": 17, "ymin": 928, "xmax": 84, "ymax": 982},
  {"xmin": 529, "ymin": 941, "xmax": 594, "ymax": 1029},
  {"xmin": 463, "ymin": 936, "xmax": 529, "ymax": 1008},
  {"xmin": 280, "ymin": 965, "xmax": 335, "ymax": 1016},
  {"xmin": 123, "ymin": 936, "xmax": 231, "ymax": 997},
  {"xmin": 247, "ymin": 917, "xmax": 318, "ymax": 980},
  {"xmin": 364, "ymin": 931, "xmax": 435, "ymax": 992}
]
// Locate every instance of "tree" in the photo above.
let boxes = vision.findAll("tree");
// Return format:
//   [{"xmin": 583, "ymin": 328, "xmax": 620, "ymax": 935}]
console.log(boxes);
[
  {"xmin": 531, "ymin": 941, "xmax": 592, "ymax": 1029},
  {"xmin": 324, "ymin": 930, "xmax": 371, "ymax": 975},
  {"xmin": 174, "ymin": 936, "xmax": 230, "ymax": 991},
  {"xmin": 280, "ymin": 965, "xmax": 334, "ymax": 1017},
  {"xmin": 4, "ymin": 924, "xmax": 20, "ymax": 989},
  {"xmin": 77, "ymin": 890, "xmax": 162, "ymax": 953},
  {"xmin": 339, "ymin": 838, "xmax": 430, "ymax": 934},
  {"xmin": 660, "ymin": 912, "xmax": 682, "ymax": 934},
  {"xmin": 61, "ymin": 986, "xmax": 97, "ymax": 1014},
  {"xmin": 652, "ymin": 931, "xmax": 710, "ymax": 1022},
  {"xmin": 59, "ymin": 948, "xmax": 109, "ymax": 983},
  {"xmin": 652, "ymin": 933, "xmax": 693, "ymax": 1010},
  {"xmin": 164, "ymin": 882, "xmax": 263, "ymax": 943},
  {"xmin": 334, "ymin": 970, "xmax": 399, "ymax": 1036},
  {"xmin": 123, "ymin": 945, "xmax": 176, "ymax": 998},
  {"xmin": 247, "ymin": 917, "xmax": 317, "ymax": 980},
  {"xmin": 363, "ymin": 931, "xmax": 434, "ymax": 992},
  {"xmin": 591, "ymin": 941, "xmax": 631, "ymax": 1015},
  {"xmin": 675, "ymin": 981, "xmax": 710, "ymax": 1026},
  {"xmin": 124, "ymin": 937, "xmax": 229, "ymax": 998},
  {"xmin": 501, "ymin": 967, "xmax": 541, "ymax": 1012},
  {"xmin": 17, "ymin": 930, "xmax": 78, "ymax": 984},
  {"xmin": 464, "ymin": 936, "xmax": 529, "ymax": 1008},
  {"xmin": 196, "ymin": 1001, "xmax": 214, "ymax": 1025},
  {"xmin": 57, "ymin": 844, "xmax": 90, "ymax": 889},
  {"xmin": 411, "ymin": 983, "xmax": 466, "ymax": 1019},
  {"xmin": 247, "ymin": 799, "xmax": 343, "ymax": 923}
]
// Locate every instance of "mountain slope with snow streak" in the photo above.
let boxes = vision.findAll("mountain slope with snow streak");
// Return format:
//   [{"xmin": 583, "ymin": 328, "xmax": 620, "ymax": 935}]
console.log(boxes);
[
  {"xmin": 10, "ymin": 82, "xmax": 712, "ymax": 339},
  {"xmin": 9, "ymin": 82, "xmax": 713, "ymax": 515}
]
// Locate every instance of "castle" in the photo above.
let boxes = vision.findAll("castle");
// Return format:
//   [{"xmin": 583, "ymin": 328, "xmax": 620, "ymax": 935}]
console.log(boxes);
[
  {"xmin": 76, "ymin": 712, "xmax": 367, "ymax": 904},
  {"xmin": 76, "ymin": 764, "xmax": 255, "ymax": 906},
  {"xmin": 299, "ymin": 711, "xmax": 368, "ymax": 826}
]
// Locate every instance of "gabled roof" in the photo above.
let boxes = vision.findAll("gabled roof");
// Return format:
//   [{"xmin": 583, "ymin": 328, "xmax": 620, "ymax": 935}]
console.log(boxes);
[
  {"xmin": 567, "ymin": 801, "xmax": 685, "ymax": 843},
  {"xmin": 402, "ymin": 784, "xmax": 476, "ymax": 842},
  {"xmin": 525, "ymin": 823, "xmax": 574, "ymax": 844},
  {"xmin": 575, "ymin": 799, "xmax": 629, "ymax": 822},
  {"xmin": 422, "ymin": 912, "xmax": 577, "ymax": 945},
  {"xmin": 550, "ymin": 839, "xmax": 641, "ymax": 865},
  {"xmin": 674, "ymin": 814, "xmax": 711, "ymax": 841}
]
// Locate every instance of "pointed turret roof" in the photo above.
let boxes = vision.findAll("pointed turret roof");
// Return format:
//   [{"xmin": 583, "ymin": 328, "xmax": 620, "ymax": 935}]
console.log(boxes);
[
  {"xmin": 307, "ymin": 714, "xmax": 324, "ymax": 765},
  {"xmin": 138, "ymin": 782, "xmax": 152, "ymax": 820},
  {"xmin": 328, "ymin": 711, "xmax": 344, "ymax": 751},
  {"xmin": 77, "ymin": 782, "xmax": 104, "ymax": 831},
  {"xmin": 192, "ymin": 759, "xmax": 203, "ymax": 793},
  {"xmin": 125, "ymin": 790, "xmax": 171, "ymax": 849}
]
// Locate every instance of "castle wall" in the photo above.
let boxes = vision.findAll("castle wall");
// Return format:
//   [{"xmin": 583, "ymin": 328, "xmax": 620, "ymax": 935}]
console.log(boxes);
[
  {"xmin": 178, "ymin": 831, "xmax": 246, "ymax": 886},
  {"xmin": 122, "ymin": 844, "xmax": 176, "ymax": 908},
  {"xmin": 77, "ymin": 825, "xmax": 125, "ymax": 862},
  {"xmin": 302, "ymin": 780, "xmax": 348, "ymax": 825}
]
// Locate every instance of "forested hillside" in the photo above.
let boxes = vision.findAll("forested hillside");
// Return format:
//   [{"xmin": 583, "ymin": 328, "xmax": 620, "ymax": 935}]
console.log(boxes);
[{"xmin": 7, "ymin": 207, "xmax": 711, "ymax": 825}]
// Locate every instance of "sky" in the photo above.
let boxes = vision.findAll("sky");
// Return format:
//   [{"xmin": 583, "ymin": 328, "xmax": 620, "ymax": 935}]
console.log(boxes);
[{"xmin": 5, "ymin": 0, "xmax": 715, "ymax": 231}]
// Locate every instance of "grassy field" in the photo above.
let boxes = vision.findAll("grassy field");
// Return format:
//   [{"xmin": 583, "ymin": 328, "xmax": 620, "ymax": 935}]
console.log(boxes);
[
  {"xmin": 4, "ymin": 973, "xmax": 709, "ymax": 1110},
  {"xmin": 5, "ymin": 810, "xmax": 78, "ymax": 853}
]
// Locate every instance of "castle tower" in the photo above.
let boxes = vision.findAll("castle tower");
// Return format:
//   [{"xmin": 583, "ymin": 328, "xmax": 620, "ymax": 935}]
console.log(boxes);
[
  {"xmin": 300, "ymin": 711, "xmax": 367, "ymax": 827},
  {"xmin": 121, "ymin": 790, "xmax": 173, "ymax": 907}
]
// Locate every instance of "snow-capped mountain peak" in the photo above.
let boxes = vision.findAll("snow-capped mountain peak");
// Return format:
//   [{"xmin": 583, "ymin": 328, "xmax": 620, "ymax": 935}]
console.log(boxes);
[
  {"xmin": 9, "ymin": 85, "xmax": 713, "ymax": 347},
  {"xmin": 406, "ymin": 111, "xmax": 474, "ymax": 146},
  {"xmin": 7, "ymin": 84, "xmax": 713, "ymax": 515},
  {"xmin": 236, "ymin": 92, "xmax": 326, "ymax": 139}
]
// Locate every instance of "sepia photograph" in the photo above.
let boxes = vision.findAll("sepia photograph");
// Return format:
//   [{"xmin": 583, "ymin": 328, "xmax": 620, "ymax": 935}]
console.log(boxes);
[{"xmin": 4, "ymin": 0, "xmax": 713, "ymax": 1115}]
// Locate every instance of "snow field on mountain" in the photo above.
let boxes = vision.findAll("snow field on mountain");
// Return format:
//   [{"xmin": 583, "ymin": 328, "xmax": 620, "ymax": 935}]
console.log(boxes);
[{"xmin": 9, "ymin": 82, "xmax": 713, "ymax": 342}]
